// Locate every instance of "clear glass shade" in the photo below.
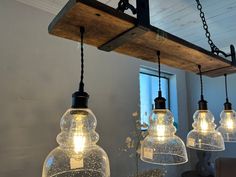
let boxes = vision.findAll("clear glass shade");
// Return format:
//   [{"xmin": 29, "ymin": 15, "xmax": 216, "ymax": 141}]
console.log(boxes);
[
  {"xmin": 42, "ymin": 108, "xmax": 110, "ymax": 177},
  {"xmin": 217, "ymin": 110, "xmax": 236, "ymax": 142},
  {"xmin": 187, "ymin": 110, "xmax": 225, "ymax": 151},
  {"xmin": 141, "ymin": 109, "xmax": 188, "ymax": 165}
]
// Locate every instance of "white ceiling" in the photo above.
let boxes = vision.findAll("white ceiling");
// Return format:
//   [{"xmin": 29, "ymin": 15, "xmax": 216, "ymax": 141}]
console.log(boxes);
[{"xmin": 16, "ymin": 0, "xmax": 236, "ymax": 53}]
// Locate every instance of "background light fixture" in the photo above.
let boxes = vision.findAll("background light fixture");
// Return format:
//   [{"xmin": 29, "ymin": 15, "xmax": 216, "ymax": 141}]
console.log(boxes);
[
  {"xmin": 140, "ymin": 51, "xmax": 188, "ymax": 165},
  {"xmin": 42, "ymin": 27, "xmax": 110, "ymax": 177},
  {"xmin": 187, "ymin": 65, "xmax": 225, "ymax": 151},
  {"xmin": 217, "ymin": 74, "xmax": 236, "ymax": 142}
]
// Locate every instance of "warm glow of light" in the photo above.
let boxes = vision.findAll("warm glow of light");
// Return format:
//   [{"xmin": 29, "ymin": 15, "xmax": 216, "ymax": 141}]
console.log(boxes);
[
  {"xmin": 200, "ymin": 119, "xmax": 208, "ymax": 131},
  {"xmin": 156, "ymin": 125, "xmax": 165, "ymax": 137},
  {"xmin": 199, "ymin": 112, "xmax": 209, "ymax": 132},
  {"xmin": 156, "ymin": 112, "xmax": 166, "ymax": 140},
  {"xmin": 225, "ymin": 112, "xmax": 234, "ymax": 130},
  {"xmin": 73, "ymin": 113, "xmax": 87, "ymax": 153},
  {"xmin": 73, "ymin": 134, "xmax": 86, "ymax": 153}
]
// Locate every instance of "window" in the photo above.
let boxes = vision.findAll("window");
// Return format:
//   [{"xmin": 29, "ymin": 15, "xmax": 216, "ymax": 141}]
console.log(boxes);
[{"xmin": 139, "ymin": 67, "xmax": 172, "ymax": 127}]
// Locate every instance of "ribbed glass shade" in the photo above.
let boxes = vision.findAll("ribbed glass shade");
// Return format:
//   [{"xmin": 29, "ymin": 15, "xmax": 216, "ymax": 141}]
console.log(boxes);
[
  {"xmin": 187, "ymin": 110, "xmax": 225, "ymax": 151},
  {"xmin": 42, "ymin": 108, "xmax": 110, "ymax": 177},
  {"xmin": 141, "ymin": 109, "xmax": 188, "ymax": 165},
  {"xmin": 217, "ymin": 110, "xmax": 236, "ymax": 142}
]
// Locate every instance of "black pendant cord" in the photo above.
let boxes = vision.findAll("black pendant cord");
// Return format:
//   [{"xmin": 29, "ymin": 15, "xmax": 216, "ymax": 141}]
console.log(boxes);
[
  {"xmin": 198, "ymin": 65, "xmax": 204, "ymax": 100},
  {"xmin": 71, "ymin": 26, "xmax": 89, "ymax": 109},
  {"xmin": 157, "ymin": 50, "xmax": 161, "ymax": 93},
  {"xmin": 79, "ymin": 27, "xmax": 85, "ymax": 92},
  {"xmin": 154, "ymin": 51, "xmax": 166, "ymax": 109},
  {"xmin": 224, "ymin": 74, "xmax": 232, "ymax": 110},
  {"xmin": 224, "ymin": 74, "xmax": 229, "ymax": 102},
  {"xmin": 198, "ymin": 65, "xmax": 208, "ymax": 110}
]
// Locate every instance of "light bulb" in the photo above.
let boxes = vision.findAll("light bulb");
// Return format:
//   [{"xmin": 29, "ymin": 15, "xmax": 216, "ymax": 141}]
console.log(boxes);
[
  {"xmin": 141, "ymin": 109, "xmax": 188, "ymax": 165},
  {"xmin": 217, "ymin": 110, "xmax": 236, "ymax": 142},
  {"xmin": 71, "ymin": 114, "xmax": 86, "ymax": 153},
  {"xmin": 200, "ymin": 120, "xmax": 208, "ymax": 131},
  {"xmin": 187, "ymin": 110, "xmax": 225, "ymax": 151},
  {"xmin": 199, "ymin": 112, "xmax": 209, "ymax": 132},
  {"xmin": 153, "ymin": 113, "xmax": 166, "ymax": 141},
  {"xmin": 73, "ymin": 134, "xmax": 86, "ymax": 153},
  {"xmin": 226, "ymin": 117, "xmax": 233, "ymax": 130},
  {"xmin": 42, "ymin": 108, "xmax": 110, "ymax": 177},
  {"xmin": 156, "ymin": 125, "xmax": 165, "ymax": 137},
  {"xmin": 224, "ymin": 112, "xmax": 235, "ymax": 130}
]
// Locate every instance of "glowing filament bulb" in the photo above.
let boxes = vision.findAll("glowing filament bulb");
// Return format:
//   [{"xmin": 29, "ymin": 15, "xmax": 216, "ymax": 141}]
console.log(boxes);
[
  {"xmin": 225, "ymin": 112, "xmax": 234, "ymax": 130},
  {"xmin": 199, "ymin": 113, "xmax": 208, "ymax": 132},
  {"xmin": 72, "ymin": 113, "xmax": 87, "ymax": 153},
  {"xmin": 156, "ymin": 125, "xmax": 165, "ymax": 137},
  {"xmin": 155, "ymin": 113, "xmax": 166, "ymax": 141},
  {"xmin": 200, "ymin": 119, "xmax": 208, "ymax": 131},
  {"xmin": 226, "ymin": 119, "xmax": 233, "ymax": 130},
  {"xmin": 73, "ymin": 134, "xmax": 86, "ymax": 153}
]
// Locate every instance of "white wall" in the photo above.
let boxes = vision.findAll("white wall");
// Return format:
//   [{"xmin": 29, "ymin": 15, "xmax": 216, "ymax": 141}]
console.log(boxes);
[
  {"xmin": 186, "ymin": 72, "xmax": 236, "ymax": 167},
  {"xmin": 0, "ymin": 1, "xmax": 190, "ymax": 177}
]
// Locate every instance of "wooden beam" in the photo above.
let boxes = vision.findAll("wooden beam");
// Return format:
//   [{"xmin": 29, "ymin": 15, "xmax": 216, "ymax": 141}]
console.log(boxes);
[
  {"xmin": 98, "ymin": 26, "xmax": 148, "ymax": 52},
  {"xmin": 48, "ymin": 0, "xmax": 236, "ymax": 77}
]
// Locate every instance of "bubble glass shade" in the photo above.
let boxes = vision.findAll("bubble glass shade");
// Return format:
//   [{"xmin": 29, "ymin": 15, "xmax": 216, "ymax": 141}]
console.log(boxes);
[
  {"xmin": 141, "ymin": 109, "xmax": 188, "ymax": 165},
  {"xmin": 42, "ymin": 108, "xmax": 110, "ymax": 177},
  {"xmin": 187, "ymin": 110, "xmax": 225, "ymax": 151},
  {"xmin": 217, "ymin": 110, "xmax": 236, "ymax": 142}
]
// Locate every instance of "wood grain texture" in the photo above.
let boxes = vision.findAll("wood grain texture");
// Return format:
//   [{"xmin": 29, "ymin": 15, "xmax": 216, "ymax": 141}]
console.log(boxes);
[
  {"xmin": 48, "ymin": 0, "xmax": 236, "ymax": 77},
  {"xmin": 48, "ymin": 0, "xmax": 135, "ymax": 46}
]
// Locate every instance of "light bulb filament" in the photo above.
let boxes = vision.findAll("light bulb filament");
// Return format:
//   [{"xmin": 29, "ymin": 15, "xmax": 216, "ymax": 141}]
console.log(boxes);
[
  {"xmin": 199, "ymin": 112, "xmax": 209, "ymax": 132},
  {"xmin": 226, "ymin": 119, "xmax": 234, "ymax": 130},
  {"xmin": 156, "ymin": 125, "xmax": 165, "ymax": 137},
  {"xmin": 200, "ymin": 119, "xmax": 208, "ymax": 132},
  {"xmin": 73, "ymin": 135, "xmax": 86, "ymax": 153}
]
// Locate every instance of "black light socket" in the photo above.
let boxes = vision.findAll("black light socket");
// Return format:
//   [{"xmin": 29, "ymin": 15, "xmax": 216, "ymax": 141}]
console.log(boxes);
[
  {"xmin": 198, "ymin": 95, "xmax": 208, "ymax": 110},
  {"xmin": 154, "ymin": 91, "xmax": 166, "ymax": 109},
  {"xmin": 224, "ymin": 99, "xmax": 232, "ymax": 110},
  {"xmin": 72, "ymin": 91, "xmax": 89, "ymax": 109}
]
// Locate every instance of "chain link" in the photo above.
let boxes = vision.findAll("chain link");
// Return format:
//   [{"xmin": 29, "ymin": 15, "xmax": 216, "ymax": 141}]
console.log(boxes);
[{"xmin": 196, "ymin": 0, "xmax": 220, "ymax": 54}]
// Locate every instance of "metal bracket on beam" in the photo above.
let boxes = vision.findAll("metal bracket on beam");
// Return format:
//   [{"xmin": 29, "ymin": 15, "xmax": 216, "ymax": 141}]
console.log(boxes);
[
  {"xmin": 98, "ymin": 26, "xmax": 148, "ymax": 52},
  {"xmin": 136, "ymin": 0, "xmax": 150, "ymax": 27},
  {"xmin": 117, "ymin": 0, "xmax": 137, "ymax": 15},
  {"xmin": 230, "ymin": 45, "xmax": 236, "ymax": 66},
  {"xmin": 99, "ymin": 0, "xmax": 150, "ymax": 52}
]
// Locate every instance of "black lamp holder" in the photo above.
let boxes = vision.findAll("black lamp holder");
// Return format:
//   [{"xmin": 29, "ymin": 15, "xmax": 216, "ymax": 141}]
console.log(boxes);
[
  {"xmin": 72, "ymin": 26, "xmax": 89, "ymax": 109},
  {"xmin": 154, "ymin": 51, "xmax": 166, "ymax": 109},
  {"xmin": 224, "ymin": 74, "xmax": 232, "ymax": 110},
  {"xmin": 198, "ymin": 65, "xmax": 208, "ymax": 110}
]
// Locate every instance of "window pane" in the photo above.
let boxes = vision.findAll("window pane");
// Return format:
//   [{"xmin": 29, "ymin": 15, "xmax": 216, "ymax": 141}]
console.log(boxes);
[{"xmin": 140, "ymin": 72, "xmax": 169, "ymax": 127}]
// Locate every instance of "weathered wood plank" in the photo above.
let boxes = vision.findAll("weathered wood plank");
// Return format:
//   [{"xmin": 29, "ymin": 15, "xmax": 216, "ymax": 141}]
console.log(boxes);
[
  {"xmin": 48, "ymin": 0, "xmax": 135, "ymax": 46},
  {"xmin": 48, "ymin": 0, "xmax": 236, "ymax": 77}
]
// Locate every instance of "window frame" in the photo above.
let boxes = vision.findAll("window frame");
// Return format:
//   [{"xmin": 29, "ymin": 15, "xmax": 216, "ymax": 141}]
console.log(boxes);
[{"xmin": 139, "ymin": 71, "xmax": 170, "ymax": 110}]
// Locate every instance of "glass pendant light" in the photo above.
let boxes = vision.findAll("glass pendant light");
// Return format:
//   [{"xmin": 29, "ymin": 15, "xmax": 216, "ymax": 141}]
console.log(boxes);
[
  {"xmin": 140, "ymin": 51, "xmax": 188, "ymax": 165},
  {"xmin": 42, "ymin": 27, "xmax": 110, "ymax": 177},
  {"xmin": 217, "ymin": 74, "xmax": 236, "ymax": 142},
  {"xmin": 187, "ymin": 65, "xmax": 225, "ymax": 151}
]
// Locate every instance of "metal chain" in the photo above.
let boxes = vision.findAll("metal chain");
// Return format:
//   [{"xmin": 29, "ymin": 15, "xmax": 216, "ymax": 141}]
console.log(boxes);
[{"xmin": 195, "ymin": 0, "xmax": 220, "ymax": 54}]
